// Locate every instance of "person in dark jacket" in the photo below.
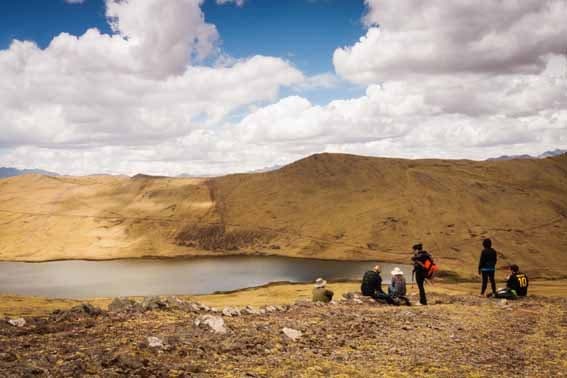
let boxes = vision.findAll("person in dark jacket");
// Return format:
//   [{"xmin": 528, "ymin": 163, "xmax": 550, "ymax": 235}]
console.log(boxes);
[
  {"xmin": 361, "ymin": 265, "xmax": 394, "ymax": 304},
  {"xmin": 491, "ymin": 264, "xmax": 529, "ymax": 299},
  {"xmin": 411, "ymin": 243, "xmax": 431, "ymax": 305},
  {"xmin": 478, "ymin": 238, "xmax": 497, "ymax": 296}
]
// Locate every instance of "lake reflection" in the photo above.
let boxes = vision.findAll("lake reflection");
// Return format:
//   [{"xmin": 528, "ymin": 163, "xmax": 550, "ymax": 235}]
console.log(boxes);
[{"xmin": 0, "ymin": 256, "xmax": 413, "ymax": 299}]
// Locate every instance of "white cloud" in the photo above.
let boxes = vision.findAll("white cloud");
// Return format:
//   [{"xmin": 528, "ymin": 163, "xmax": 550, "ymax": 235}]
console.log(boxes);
[
  {"xmin": 216, "ymin": 0, "xmax": 245, "ymax": 6},
  {"xmin": 0, "ymin": 0, "xmax": 303, "ymax": 151},
  {"xmin": 1, "ymin": 0, "xmax": 566, "ymax": 176},
  {"xmin": 335, "ymin": 0, "xmax": 567, "ymax": 83}
]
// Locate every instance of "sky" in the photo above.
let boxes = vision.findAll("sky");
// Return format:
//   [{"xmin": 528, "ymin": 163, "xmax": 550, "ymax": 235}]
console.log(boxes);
[{"xmin": 0, "ymin": 0, "xmax": 566, "ymax": 176}]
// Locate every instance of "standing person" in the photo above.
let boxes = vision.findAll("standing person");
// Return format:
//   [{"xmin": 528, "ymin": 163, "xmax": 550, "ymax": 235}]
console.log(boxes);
[
  {"xmin": 478, "ymin": 238, "xmax": 497, "ymax": 297},
  {"xmin": 312, "ymin": 278, "xmax": 334, "ymax": 303},
  {"xmin": 411, "ymin": 243, "xmax": 432, "ymax": 305},
  {"xmin": 388, "ymin": 267, "xmax": 411, "ymax": 306},
  {"xmin": 361, "ymin": 265, "xmax": 394, "ymax": 304}
]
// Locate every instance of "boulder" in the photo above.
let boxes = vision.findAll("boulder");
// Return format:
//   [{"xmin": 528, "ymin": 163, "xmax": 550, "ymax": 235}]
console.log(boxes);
[
  {"xmin": 8, "ymin": 318, "xmax": 26, "ymax": 327},
  {"xmin": 222, "ymin": 307, "xmax": 241, "ymax": 317},
  {"xmin": 147, "ymin": 336, "xmax": 164, "ymax": 349},
  {"xmin": 108, "ymin": 297, "xmax": 141, "ymax": 313},
  {"xmin": 194, "ymin": 315, "xmax": 227, "ymax": 334},
  {"xmin": 264, "ymin": 305, "xmax": 277, "ymax": 313},
  {"xmin": 141, "ymin": 296, "xmax": 168, "ymax": 311},
  {"xmin": 70, "ymin": 303, "xmax": 103, "ymax": 316},
  {"xmin": 282, "ymin": 327, "xmax": 302, "ymax": 341},
  {"xmin": 242, "ymin": 306, "xmax": 261, "ymax": 315}
]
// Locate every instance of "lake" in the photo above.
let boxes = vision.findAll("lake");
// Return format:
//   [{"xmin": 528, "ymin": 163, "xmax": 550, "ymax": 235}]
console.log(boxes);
[{"xmin": 0, "ymin": 256, "xmax": 413, "ymax": 299}]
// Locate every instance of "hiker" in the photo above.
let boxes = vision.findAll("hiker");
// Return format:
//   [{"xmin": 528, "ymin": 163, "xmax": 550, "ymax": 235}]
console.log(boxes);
[
  {"xmin": 312, "ymin": 277, "xmax": 334, "ymax": 303},
  {"xmin": 361, "ymin": 265, "xmax": 394, "ymax": 304},
  {"xmin": 490, "ymin": 264, "xmax": 529, "ymax": 299},
  {"xmin": 411, "ymin": 243, "xmax": 433, "ymax": 305},
  {"xmin": 388, "ymin": 267, "xmax": 411, "ymax": 306},
  {"xmin": 478, "ymin": 238, "xmax": 497, "ymax": 297}
]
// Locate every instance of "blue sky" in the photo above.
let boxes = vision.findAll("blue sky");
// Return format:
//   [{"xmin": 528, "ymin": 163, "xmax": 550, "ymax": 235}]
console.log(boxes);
[
  {"xmin": 0, "ymin": 0, "xmax": 565, "ymax": 175},
  {"xmin": 0, "ymin": 0, "xmax": 365, "ymax": 75}
]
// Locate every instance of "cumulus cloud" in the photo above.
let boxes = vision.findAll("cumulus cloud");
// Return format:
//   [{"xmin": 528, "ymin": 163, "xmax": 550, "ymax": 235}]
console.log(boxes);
[
  {"xmin": 1, "ymin": 0, "xmax": 566, "ymax": 175},
  {"xmin": 0, "ymin": 0, "xmax": 303, "ymax": 151},
  {"xmin": 335, "ymin": 0, "xmax": 567, "ymax": 83}
]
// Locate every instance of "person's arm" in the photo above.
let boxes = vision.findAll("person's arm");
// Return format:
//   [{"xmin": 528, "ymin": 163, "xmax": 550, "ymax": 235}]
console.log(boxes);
[{"xmin": 478, "ymin": 250, "xmax": 485, "ymax": 274}]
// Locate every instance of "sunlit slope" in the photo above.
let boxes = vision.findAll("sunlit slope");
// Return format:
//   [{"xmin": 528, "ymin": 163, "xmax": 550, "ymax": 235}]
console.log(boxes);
[
  {"xmin": 0, "ymin": 153, "xmax": 566, "ymax": 278},
  {"xmin": 207, "ymin": 153, "xmax": 567, "ymax": 278},
  {"xmin": 0, "ymin": 175, "xmax": 216, "ymax": 261}
]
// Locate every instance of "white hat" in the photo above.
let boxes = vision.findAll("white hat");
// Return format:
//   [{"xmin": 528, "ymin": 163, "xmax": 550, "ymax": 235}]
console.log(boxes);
[
  {"xmin": 314, "ymin": 278, "xmax": 327, "ymax": 288},
  {"xmin": 391, "ymin": 267, "xmax": 404, "ymax": 276}
]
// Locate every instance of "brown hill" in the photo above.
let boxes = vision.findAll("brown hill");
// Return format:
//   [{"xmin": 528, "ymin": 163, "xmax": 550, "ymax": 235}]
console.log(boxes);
[{"xmin": 1, "ymin": 153, "xmax": 566, "ymax": 279}]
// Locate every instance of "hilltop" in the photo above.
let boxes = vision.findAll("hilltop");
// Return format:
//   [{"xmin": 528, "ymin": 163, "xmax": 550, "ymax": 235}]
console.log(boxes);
[{"xmin": 0, "ymin": 153, "xmax": 566, "ymax": 279}]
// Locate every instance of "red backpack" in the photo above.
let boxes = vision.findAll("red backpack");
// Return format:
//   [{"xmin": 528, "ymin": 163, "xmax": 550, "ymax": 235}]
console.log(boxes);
[{"xmin": 422, "ymin": 256, "xmax": 439, "ymax": 279}]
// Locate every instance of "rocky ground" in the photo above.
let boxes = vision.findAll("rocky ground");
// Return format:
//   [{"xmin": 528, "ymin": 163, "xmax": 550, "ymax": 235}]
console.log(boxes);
[{"xmin": 1, "ymin": 293, "xmax": 566, "ymax": 377}]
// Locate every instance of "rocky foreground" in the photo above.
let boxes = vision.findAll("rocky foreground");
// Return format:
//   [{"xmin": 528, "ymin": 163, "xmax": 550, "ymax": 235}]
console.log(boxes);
[{"xmin": 1, "ymin": 293, "xmax": 566, "ymax": 377}]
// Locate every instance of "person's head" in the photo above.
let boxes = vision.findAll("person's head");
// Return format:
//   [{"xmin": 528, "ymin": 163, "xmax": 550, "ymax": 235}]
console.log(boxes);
[
  {"xmin": 509, "ymin": 264, "xmax": 519, "ymax": 273},
  {"xmin": 314, "ymin": 278, "xmax": 327, "ymax": 288},
  {"xmin": 391, "ymin": 267, "xmax": 404, "ymax": 276},
  {"xmin": 373, "ymin": 264, "xmax": 381, "ymax": 273},
  {"xmin": 482, "ymin": 238, "xmax": 492, "ymax": 248},
  {"xmin": 412, "ymin": 243, "xmax": 423, "ymax": 252}
]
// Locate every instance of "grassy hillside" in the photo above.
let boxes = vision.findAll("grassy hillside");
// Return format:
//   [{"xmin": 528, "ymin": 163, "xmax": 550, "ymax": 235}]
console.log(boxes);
[{"xmin": 1, "ymin": 153, "xmax": 566, "ymax": 279}]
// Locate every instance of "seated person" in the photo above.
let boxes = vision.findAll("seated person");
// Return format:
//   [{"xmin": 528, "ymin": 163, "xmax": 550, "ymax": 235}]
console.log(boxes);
[
  {"xmin": 312, "ymin": 278, "xmax": 334, "ymax": 303},
  {"xmin": 361, "ymin": 265, "xmax": 394, "ymax": 304},
  {"xmin": 388, "ymin": 267, "xmax": 411, "ymax": 306},
  {"xmin": 492, "ymin": 264, "xmax": 529, "ymax": 299}
]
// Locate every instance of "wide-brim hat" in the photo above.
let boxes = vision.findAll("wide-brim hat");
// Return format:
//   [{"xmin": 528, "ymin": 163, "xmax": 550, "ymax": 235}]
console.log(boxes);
[
  {"xmin": 314, "ymin": 278, "xmax": 327, "ymax": 288},
  {"xmin": 391, "ymin": 267, "xmax": 404, "ymax": 276}
]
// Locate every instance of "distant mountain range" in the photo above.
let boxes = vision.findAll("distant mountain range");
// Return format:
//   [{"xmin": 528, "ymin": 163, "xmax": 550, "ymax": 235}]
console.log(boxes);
[
  {"xmin": 0, "ymin": 167, "xmax": 60, "ymax": 179},
  {"xmin": 487, "ymin": 149, "xmax": 567, "ymax": 161}
]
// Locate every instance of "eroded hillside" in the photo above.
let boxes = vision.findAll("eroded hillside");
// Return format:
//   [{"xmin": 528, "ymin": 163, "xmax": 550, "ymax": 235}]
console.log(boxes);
[{"xmin": 1, "ymin": 153, "xmax": 566, "ymax": 278}]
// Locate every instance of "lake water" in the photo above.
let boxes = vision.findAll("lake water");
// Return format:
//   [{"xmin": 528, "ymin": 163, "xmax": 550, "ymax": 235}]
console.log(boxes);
[{"xmin": 0, "ymin": 256, "xmax": 413, "ymax": 299}]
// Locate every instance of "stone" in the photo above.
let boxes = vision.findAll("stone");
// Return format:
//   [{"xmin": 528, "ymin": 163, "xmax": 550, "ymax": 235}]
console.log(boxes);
[
  {"xmin": 265, "ymin": 305, "xmax": 277, "ymax": 313},
  {"xmin": 141, "ymin": 296, "xmax": 168, "ymax": 311},
  {"xmin": 242, "ymin": 306, "xmax": 260, "ymax": 315},
  {"xmin": 188, "ymin": 303, "xmax": 202, "ymax": 313},
  {"xmin": 342, "ymin": 292, "xmax": 355, "ymax": 299},
  {"xmin": 275, "ymin": 305, "xmax": 288, "ymax": 312},
  {"xmin": 147, "ymin": 336, "xmax": 164, "ymax": 348},
  {"xmin": 222, "ymin": 307, "xmax": 241, "ymax": 317},
  {"xmin": 282, "ymin": 327, "xmax": 302, "ymax": 341},
  {"xmin": 108, "ymin": 297, "xmax": 141, "ymax": 312},
  {"xmin": 70, "ymin": 303, "xmax": 103, "ymax": 316},
  {"xmin": 353, "ymin": 299, "xmax": 363, "ymax": 304},
  {"xmin": 8, "ymin": 318, "xmax": 26, "ymax": 327},
  {"xmin": 195, "ymin": 315, "xmax": 227, "ymax": 334}
]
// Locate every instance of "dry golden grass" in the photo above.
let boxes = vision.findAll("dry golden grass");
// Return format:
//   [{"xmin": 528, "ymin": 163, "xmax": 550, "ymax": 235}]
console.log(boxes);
[
  {"xmin": 1, "ymin": 153, "xmax": 566, "ymax": 280},
  {"xmin": 2, "ymin": 280, "xmax": 566, "ymax": 317}
]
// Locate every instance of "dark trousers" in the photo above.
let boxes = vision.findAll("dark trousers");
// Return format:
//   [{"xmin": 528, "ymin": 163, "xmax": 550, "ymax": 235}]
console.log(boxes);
[
  {"xmin": 481, "ymin": 270, "xmax": 496, "ymax": 295},
  {"xmin": 415, "ymin": 270, "xmax": 427, "ymax": 305},
  {"xmin": 370, "ymin": 291, "xmax": 394, "ymax": 305}
]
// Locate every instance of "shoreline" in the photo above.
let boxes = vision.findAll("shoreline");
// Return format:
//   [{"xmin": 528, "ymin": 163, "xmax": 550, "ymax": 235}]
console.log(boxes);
[{"xmin": 2, "ymin": 279, "xmax": 567, "ymax": 317}]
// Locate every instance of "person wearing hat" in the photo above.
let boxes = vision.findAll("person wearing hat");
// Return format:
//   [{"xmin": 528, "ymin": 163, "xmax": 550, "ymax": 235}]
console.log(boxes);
[
  {"xmin": 360, "ymin": 265, "xmax": 394, "ymax": 304},
  {"xmin": 388, "ymin": 267, "xmax": 411, "ymax": 306},
  {"xmin": 312, "ymin": 278, "xmax": 334, "ymax": 303}
]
